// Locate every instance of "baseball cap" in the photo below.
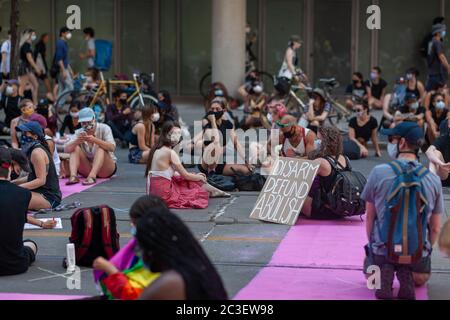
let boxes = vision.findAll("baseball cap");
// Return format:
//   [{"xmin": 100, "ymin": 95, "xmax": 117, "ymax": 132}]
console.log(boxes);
[
  {"xmin": 78, "ymin": 108, "xmax": 96, "ymax": 123},
  {"xmin": 6, "ymin": 79, "xmax": 19, "ymax": 86},
  {"xmin": 16, "ymin": 121, "xmax": 44, "ymax": 139},
  {"xmin": 29, "ymin": 113, "xmax": 48, "ymax": 130},
  {"xmin": 380, "ymin": 122, "xmax": 424, "ymax": 145},
  {"xmin": 432, "ymin": 23, "xmax": 447, "ymax": 35},
  {"xmin": 405, "ymin": 92, "xmax": 418, "ymax": 102},
  {"xmin": 60, "ymin": 27, "xmax": 71, "ymax": 35}
]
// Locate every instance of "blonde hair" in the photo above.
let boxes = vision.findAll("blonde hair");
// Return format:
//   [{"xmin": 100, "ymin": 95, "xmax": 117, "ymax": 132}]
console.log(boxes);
[{"xmin": 439, "ymin": 220, "xmax": 450, "ymax": 257}]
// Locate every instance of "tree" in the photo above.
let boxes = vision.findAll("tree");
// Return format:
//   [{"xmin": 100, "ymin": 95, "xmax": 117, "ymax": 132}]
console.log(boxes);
[{"xmin": 9, "ymin": 0, "xmax": 20, "ymax": 79}]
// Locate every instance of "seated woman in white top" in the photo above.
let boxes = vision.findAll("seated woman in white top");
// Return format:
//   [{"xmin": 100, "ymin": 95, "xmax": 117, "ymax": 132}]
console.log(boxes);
[{"xmin": 145, "ymin": 121, "xmax": 229, "ymax": 209}]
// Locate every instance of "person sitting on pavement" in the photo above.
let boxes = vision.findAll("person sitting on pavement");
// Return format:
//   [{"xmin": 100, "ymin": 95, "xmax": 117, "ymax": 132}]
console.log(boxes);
[
  {"xmin": 8, "ymin": 147, "xmax": 31, "ymax": 181},
  {"xmin": 393, "ymin": 92, "xmax": 426, "ymax": 128},
  {"xmin": 301, "ymin": 125, "xmax": 349, "ymax": 220},
  {"xmin": 276, "ymin": 114, "xmax": 316, "ymax": 158},
  {"xmin": 348, "ymin": 100, "xmax": 382, "ymax": 158},
  {"xmin": 426, "ymin": 117, "xmax": 450, "ymax": 187},
  {"xmin": 145, "ymin": 122, "xmax": 229, "ymax": 210},
  {"xmin": 238, "ymin": 80, "xmax": 268, "ymax": 130},
  {"xmin": 302, "ymin": 88, "xmax": 333, "ymax": 134},
  {"xmin": 93, "ymin": 195, "xmax": 165, "ymax": 300},
  {"xmin": 156, "ymin": 90, "xmax": 180, "ymax": 125},
  {"xmin": 65, "ymin": 108, "xmax": 117, "ymax": 186},
  {"xmin": 13, "ymin": 121, "xmax": 61, "ymax": 210},
  {"xmin": 10, "ymin": 99, "xmax": 35, "ymax": 149},
  {"xmin": 425, "ymin": 92, "xmax": 449, "ymax": 144},
  {"xmin": 134, "ymin": 195, "xmax": 229, "ymax": 300},
  {"xmin": 366, "ymin": 66, "xmax": 387, "ymax": 110},
  {"xmin": 106, "ymin": 89, "xmax": 133, "ymax": 148},
  {"xmin": 59, "ymin": 101, "xmax": 82, "ymax": 137},
  {"xmin": 35, "ymin": 98, "xmax": 57, "ymax": 136},
  {"xmin": 196, "ymin": 98, "xmax": 253, "ymax": 176},
  {"xmin": 128, "ymin": 104, "xmax": 158, "ymax": 165},
  {"xmin": 362, "ymin": 122, "xmax": 443, "ymax": 300},
  {"xmin": 405, "ymin": 67, "xmax": 426, "ymax": 105},
  {"xmin": 345, "ymin": 72, "xmax": 369, "ymax": 110},
  {"xmin": 423, "ymin": 82, "xmax": 450, "ymax": 111},
  {"xmin": 0, "ymin": 79, "xmax": 22, "ymax": 133}
]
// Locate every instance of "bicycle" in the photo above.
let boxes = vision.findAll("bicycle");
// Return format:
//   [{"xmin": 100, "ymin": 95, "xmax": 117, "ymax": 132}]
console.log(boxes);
[{"xmin": 54, "ymin": 71, "xmax": 158, "ymax": 125}]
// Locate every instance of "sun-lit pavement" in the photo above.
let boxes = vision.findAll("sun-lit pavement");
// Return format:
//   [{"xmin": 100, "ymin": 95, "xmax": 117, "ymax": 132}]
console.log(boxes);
[{"xmin": 0, "ymin": 100, "xmax": 448, "ymax": 299}]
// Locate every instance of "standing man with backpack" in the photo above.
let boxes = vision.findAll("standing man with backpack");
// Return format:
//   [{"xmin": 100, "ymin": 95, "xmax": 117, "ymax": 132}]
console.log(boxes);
[
  {"xmin": 79, "ymin": 27, "xmax": 96, "ymax": 69},
  {"xmin": 362, "ymin": 122, "xmax": 443, "ymax": 300}
]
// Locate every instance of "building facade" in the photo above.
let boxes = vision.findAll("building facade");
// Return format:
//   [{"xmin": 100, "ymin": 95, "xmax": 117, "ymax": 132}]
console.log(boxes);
[{"xmin": 0, "ymin": 0, "xmax": 448, "ymax": 96}]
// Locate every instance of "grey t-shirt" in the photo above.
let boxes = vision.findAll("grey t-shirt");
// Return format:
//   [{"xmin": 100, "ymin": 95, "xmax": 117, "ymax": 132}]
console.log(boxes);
[
  {"xmin": 361, "ymin": 160, "xmax": 444, "ymax": 257},
  {"xmin": 87, "ymin": 38, "xmax": 96, "ymax": 68},
  {"xmin": 428, "ymin": 39, "xmax": 448, "ymax": 80}
]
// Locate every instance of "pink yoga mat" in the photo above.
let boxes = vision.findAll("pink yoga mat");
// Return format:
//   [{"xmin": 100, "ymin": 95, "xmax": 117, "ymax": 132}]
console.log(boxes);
[
  {"xmin": 0, "ymin": 293, "xmax": 88, "ymax": 300},
  {"xmin": 235, "ymin": 218, "xmax": 429, "ymax": 300},
  {"xmin": 59, "ymin": 178, "xmax": 107, "ymax": 198}
]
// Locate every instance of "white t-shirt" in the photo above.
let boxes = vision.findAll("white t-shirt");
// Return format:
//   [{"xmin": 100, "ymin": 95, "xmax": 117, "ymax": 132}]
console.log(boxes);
[
  {"xmin": 72, "ymin": 123, "xmax": 117, "ymax": 162},
  {"xmin": 45, "ymin": 135, "xmax": 61, "ymax": 176},
  {"xmin": 87, "ymin": 38, "xmax": 96, "ymax": 68},
  {"xmin": 1, "ymin": 40, "xmax": 11, "ymax": 74}
]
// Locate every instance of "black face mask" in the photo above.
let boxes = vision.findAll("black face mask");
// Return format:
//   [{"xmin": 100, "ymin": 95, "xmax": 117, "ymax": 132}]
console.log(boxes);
[
  {"xmin": 353, "ymin": 80, "xmax": 360, "ymax": 86},
  {"xmin": 10, "ymin": 170, "xmax": 19, "ymax": 181},
  {"xmin": 283, "ymin": 129, "xmax": 294, "ymax": 139},
  {"xmin": 214, "ymin": 111, "xmax": 224, "ymax": 119},
  {"xmin": 120, "ymin": 99, "xmax": 128, "ymax": 105}
]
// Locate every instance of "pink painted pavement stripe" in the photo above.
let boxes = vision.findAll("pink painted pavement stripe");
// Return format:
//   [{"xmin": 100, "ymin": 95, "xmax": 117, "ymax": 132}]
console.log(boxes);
[
  {"xmin": 0, "ymin": 293, "xmax": 87, "ymax": 301},
  {"xmin": 59, "ymin": 178, "xmax": 107, "ymax": 199},
  {"xmin": 235, "ymin": 218, "xmax": 429, "ymax": 300}
]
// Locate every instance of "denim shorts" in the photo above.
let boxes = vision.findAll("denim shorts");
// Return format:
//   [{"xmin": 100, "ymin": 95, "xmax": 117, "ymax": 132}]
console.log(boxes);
[{"xmin": 128, "ymin": 147, "xmax": 144, "ymax": 164}]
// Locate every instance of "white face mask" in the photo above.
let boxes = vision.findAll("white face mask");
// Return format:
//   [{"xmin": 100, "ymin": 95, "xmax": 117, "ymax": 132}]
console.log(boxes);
[
  {"xmin": 168, "ymin": 130, "xmax": 182, "ymax": 146},
  {"xmin": 31, "ymin": 34, "xmax": 37, "ymax": 42},
  {"xmin": 387, "ymin": 142, "xmax": 398, "ymax": 159},
  {"xmin": 70, "ymin": 112, "xmax": 79, "ymax": 118},
  {"xmin": 267, "ymin": 113, "xmax": 273, "ymax": 123},
  {"xmin": 5, "ymin": 86, "xmax": 14, "ymax": 96},
  {"xmin": 151, "ymin": 113, "xmax": 160, "ymax": 123},
  {"xmin": 66, "ymin": 33, "xmax": 72, "ymax": 40},
  {"xmin": 253, "ymin": 85, "xmax": 263, "ymax": 94},
  {"xmin": 314, "ymin": 139, "xmax": 322, "ymax": 149}
]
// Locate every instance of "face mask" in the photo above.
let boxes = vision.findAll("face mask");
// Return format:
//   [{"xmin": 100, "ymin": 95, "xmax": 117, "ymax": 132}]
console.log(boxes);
[
  {"xmin": 31, "ymin": 35, "xmax": 37, "ymax": 42},
  {"xmin": 70, "ymin": 112, "xmax": 79, "ymax": 118},
  {"xmin": 120, "ymin": 99, "xmax": 128, "ymax": 105},
  {"xmin": 436, "ymin": 101, "xmax": 446, "ymax": 110},
  {"xmin": 66, "ymin": 33, "xmax": 72, "ymax": 40},
  {"xmin": 23, "ymin": 108, "xmax": 34, "ymax": 117},
  {"xmin": 130, "ymin": 226, "xmax": 137, "ymax": 237},
  {"xmin": 253, "ymin": 85, "xmax": 263, "ymax": 94},
  {"xmin": 267, "ymin": 113, "xmax": 273, "ymax": 123},
  {"xmin": 168, "ymin": 130, "xmax": 182, "ymax": 146},
  {"xmin": 283, "ymin": 129, "xmax": 294, "ymax": 139},
  {"xmin": 21, "ymin": 136, "xmax": 37, "ymax": 154},
  {"xmin": 214, "ymin": 111, "xmax": 224, "ymax": 120},
  {"xmin": 387, "ymin": 142, "xmax": 398, "ymax": 160},
  {"xmin": 5, "ymin": 86, "xmax": 14, "ymax": 96},
  {"xmin": 214, "ymin": 89, "xmax": 224, "ymax": 97},
  {"xmin": 353, "ymin": 80, "xmax": 359, "ymax": 86},
  {"xmin": 442, "ymin": 31, "xmax": 447, "ymax": 38},
  {"xmin": 406, "ymin": 74, "xmax": 414, "ymax": 81},
  {"xmin": 410, "ymin": 102, "xmax": 419, "ymax": 110},
  {"xmin": 82, "ymin": 122, "xmax": 95, "ymax": 131},
  {"xmin": 151, "ymin": 113, "xmax": 160, "ymax": 123},
  {"xmin": 314, "ymin": 139, "xmax": 322, "ymax": 149},
  {"xmin": 356, "ymin": 111, "xmax": 364, "ymax": 118},
  {"xmin": 370, "ymin": 72, "xmax": 378, "ymax": 81}
]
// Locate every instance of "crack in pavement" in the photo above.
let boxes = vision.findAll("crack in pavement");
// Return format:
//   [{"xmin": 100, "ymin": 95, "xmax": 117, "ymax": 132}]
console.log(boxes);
[{"xmin": 199, "ymin": 196, "xmax": 238, "ymax": 243}]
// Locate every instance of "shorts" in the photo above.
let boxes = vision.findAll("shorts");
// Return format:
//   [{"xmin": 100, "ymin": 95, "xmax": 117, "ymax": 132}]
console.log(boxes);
[
  {"xmin": 18, "ymin": 63, "xmax": 31, "ymax": 77},
  {"xmin": 128, "ymin": 147, "xmax": 144, "ymax": 164},
  {"xmin": 363, "ymin": 249, "xmax": 432, "ymax": 274},
  {"xmin": 37, "ymin": 71, "xmax": 48, "ymax": 81},
  {"xmin": 42, "ymin": 192, "xmax": 62, "ymax": 209}
]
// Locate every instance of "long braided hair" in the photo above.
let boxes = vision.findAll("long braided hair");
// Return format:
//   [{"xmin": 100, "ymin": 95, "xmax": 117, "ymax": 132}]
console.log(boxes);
[{"xmin": 132, "ymin": 196, "xmax": 228, "ymax": 300}]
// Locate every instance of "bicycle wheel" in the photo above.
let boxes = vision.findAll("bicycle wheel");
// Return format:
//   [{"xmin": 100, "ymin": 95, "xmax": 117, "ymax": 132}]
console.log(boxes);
[
  {"xmin": 130, "ymin": 94, "xmax": 159, "ymax": 110},
  {"xmin": 54, "ymin": 90, "xmax": 82, "ymax": 125},
  {"xmin": 199, "ymin": 72, "xmax": 212, "ymax": 99},
  {"xmin": 258, "ymin": 70, "xmax": 275, "ymax": 91}
]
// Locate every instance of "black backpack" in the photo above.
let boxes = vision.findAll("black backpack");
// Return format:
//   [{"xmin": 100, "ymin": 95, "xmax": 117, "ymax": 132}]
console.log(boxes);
[
  {"xmin": 69, "ymin": 205, "xmax": 120, "ymax": 267},
  {"xmin": 322, "ymin": 156, "xmax": 367, "ymax": 217},
  {"xmin": 232, "ymin": 169, "xmax": 266, "ymax": 192}
]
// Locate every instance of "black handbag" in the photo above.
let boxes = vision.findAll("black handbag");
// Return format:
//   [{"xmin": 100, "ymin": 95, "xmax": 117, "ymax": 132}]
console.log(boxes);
[{"xmin": 231, "ymin": 168, "xmax": 266, "ymax": 192}]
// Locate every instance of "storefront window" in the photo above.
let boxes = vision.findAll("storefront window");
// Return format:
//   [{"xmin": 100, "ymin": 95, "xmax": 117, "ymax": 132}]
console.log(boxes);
[{"xmin": 159, "ymin": 0, "xmax": 177, "ymax": 93}]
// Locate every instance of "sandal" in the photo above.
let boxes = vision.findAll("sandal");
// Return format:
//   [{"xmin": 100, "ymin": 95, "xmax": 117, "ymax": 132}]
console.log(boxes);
[
  {"xmin": 82, "ymin": 177, "xmax": 97, "ymax": 186},
  {"xmin": 66, "ymin": 176, "xmax": 80, "ymax": 186}
]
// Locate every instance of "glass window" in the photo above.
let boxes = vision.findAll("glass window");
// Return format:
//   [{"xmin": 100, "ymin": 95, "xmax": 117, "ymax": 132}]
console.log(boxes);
[
  {"xmin": 159, "ymin": 0, "xmax": 177, "ymax": 93},
  {"xmin": 55, "ymin": 0, "xmax": 115, "ymax": 76},
  {"xmin": 121, "ymin": 0, "xmax": 155, "ymax": 77},
  {"xmin": 265, "ymin": 0, "xmax": 305, "ymax": 76},
  {"xmin": 313, "ymin": 0, "xmax": 352, "ymax": 90},
  {"xmin": 180, "ymin": 0, "xmax": 212, "ymax": 95},
  {"xmin": 378, "ymin": 0, "xmax": 441, "ymax": 90}
]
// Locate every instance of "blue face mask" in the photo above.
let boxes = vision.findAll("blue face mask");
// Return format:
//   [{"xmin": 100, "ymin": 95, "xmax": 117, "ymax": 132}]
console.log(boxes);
[
  {"xmin": 436, "ymin": 101, "xmax": 446, "ymax": 110},
  {"xmin": 20, "ymin": 136, "xmax": 37, "ymax": 154},
  {"xmin": 409, "ymin": 102, "xmax": 419, "ymax": 110},
  {"xmin": 130, "ymin": 225, "xmax": 137, "ymax": 237},
  {"xmin": 215, "ymin": 90, "xmax": 224, "ymax": 97},
  {"xmin": 442, "ymin": 31, "xmax": 447, "ymax": 38},
  {"xmin": 314, "ymin": 139, "xmax": 322, "ymax": 149}
]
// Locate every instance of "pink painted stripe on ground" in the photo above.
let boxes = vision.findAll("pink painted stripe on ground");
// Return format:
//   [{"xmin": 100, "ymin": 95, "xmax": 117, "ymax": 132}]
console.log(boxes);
[
  {"xmin": 59, "ymin": 178, "xmax": 107, "ymax": 199},
  {"xmin": 0, "ymin": 293, "xmax": 87, "ymax": 301},
  {"xmin": 235, "ymin": 218, "xmax": 428, "ymax": 300}
]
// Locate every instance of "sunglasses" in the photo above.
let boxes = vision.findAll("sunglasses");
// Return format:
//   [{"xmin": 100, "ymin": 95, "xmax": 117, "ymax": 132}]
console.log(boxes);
[
  {"xmin": 275, "ymin": 121, "xmax": 295, "ymax": 128},
  {"xmin": 354, "ymin": 109, "xmax": 363, "ymax": 113}
]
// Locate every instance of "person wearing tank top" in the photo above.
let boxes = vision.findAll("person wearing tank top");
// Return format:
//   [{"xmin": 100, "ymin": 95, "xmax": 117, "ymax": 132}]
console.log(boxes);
[
  {"xmin": 405, "ymin": 68, "xmax": 426, "ymax": 104},
  {"xmin": 278, "ymin": 35, "xmax": 303, "ymax": 81},
  {"xmin": 275, "ymin": 115, "xmax": 316, "ymax": 158}
]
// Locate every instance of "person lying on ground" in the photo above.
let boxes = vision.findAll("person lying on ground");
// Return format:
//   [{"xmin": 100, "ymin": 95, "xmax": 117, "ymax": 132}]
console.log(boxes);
[
  {"xmin": 145, "ymin": 122, "xmax": 229, "ymax": 210},
  {"xmin": 134, "ymin": 195, "xmax": 229, "ymax": 300},
  {"xmin": 348, "ymin": 100, "xmax": 381, "ymax": 158},
  {"xmin": 13, "ymin": 121, "xmax": 61, "ymax": 210},
  {"xmin": 65, "ymin": 108, "xmax": 117, "ymax": 186}
]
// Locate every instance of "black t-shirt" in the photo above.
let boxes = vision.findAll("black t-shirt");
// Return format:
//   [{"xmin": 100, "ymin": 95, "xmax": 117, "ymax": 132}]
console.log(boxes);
[
  {"xmin": 434, "ymin": 135, "xmax": 450, "ymax": 163},
  {"xmin": 430, "ymin": 106, "xmax": 448, "ymax": 127},
  {"xmin": 60, "ymin": 114, "xmax": 81, "ymax": 136},
  {"xmin": 0, "ymin": 180, "xmax": 32, "ymax": 276},
  {"xmin": 20, "ymin": 42, "xmax": 33, "ymax": 68},
  {"xmin": 0, "ymin": 95, "xmax": 22, "ymax": 127},
  {"xmin": 366, "ymin": 79, "xmax": 387, "ymax": 100},
  {"xmin": 428, "ymin": 39, "xmax": 448, "ymax": 80},
  {"xmin": 399, "ymin": 105, "xmax": 426, "ymax": 116},
  {"xmin": 203, "ymin": 118, "xmax": 234, "ymax": 147},
  {"xmin": 346, "ymin": 83, "xmax": 368, "ymax": 99},
  {"xmin": 349, "ymin": 116, "xmax": 378, "ymax": 142}
]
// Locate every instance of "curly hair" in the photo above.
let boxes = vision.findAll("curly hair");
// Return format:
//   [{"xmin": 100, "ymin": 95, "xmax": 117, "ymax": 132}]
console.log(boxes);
[{"xmin": 309, "ymin": 125, "xmax": 343, "ymax": 160}]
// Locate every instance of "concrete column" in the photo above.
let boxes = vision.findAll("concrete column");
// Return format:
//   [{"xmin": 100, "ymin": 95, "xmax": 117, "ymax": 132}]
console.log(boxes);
[{"xmin": 212, "ymin": 0, "xmax": 246, "ymax": 97}]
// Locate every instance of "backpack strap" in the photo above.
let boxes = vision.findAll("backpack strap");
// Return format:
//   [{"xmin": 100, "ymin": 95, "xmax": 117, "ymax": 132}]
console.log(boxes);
[
  {"xmin": 77, "ymin": 209, "xmax": 93, "ymax": 261},
  {"xmin": 100, "ymin": 206, "xmax": 115, "ymax": 259},
  {"xmin": 388, "ymin": 160, "xmax": 405, "ymax": 176}
]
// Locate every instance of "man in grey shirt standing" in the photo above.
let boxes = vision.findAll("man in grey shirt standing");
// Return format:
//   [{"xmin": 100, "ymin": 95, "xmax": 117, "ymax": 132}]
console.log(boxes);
[
  {"xmin": 426, "ymin": 23, "xmax": 450, "ymax": 91},
  {"xmin": 361, "ymin": 122, "xmax": 443, "ymax": 300},
  {"xmin": 80, "ymin": 27, "xmax": 96, "ymax": 69}
]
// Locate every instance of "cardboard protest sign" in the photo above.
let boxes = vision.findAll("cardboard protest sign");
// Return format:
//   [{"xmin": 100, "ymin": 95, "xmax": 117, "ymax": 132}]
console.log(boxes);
[{"xmin": 249, "ymin": 157, "xmax": 320, "ymax": 226}]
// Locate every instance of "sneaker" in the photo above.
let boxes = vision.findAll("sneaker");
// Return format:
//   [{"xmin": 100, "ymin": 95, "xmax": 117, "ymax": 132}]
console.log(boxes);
[
  {"xmin": 397, "ymin": 266, "xmax": 416, "ymax": 300},
  {"xmin": 375, "ymin": 264, "xmax": 395, "ymax": 300}
]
